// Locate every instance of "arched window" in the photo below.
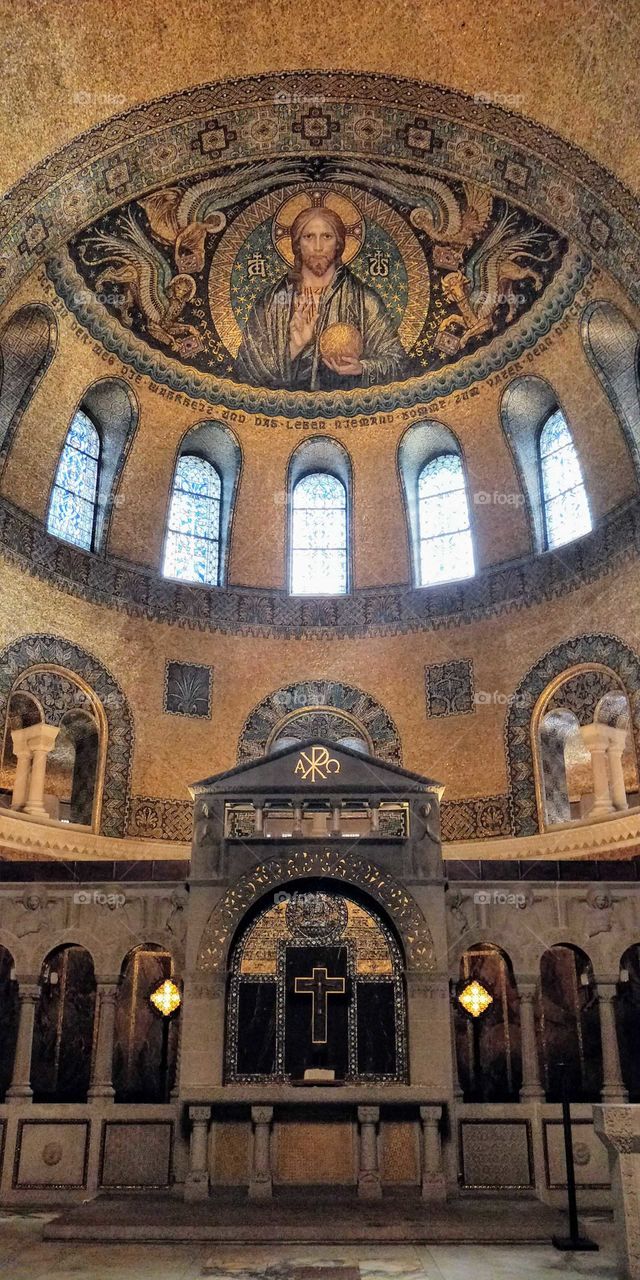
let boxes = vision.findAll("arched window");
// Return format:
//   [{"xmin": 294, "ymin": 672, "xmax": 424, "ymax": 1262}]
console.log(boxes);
[
  {"xmin": 290, "ymin": 471, "xmax": 348, "ymax": 595},
  {"xmin": 418, "ymin": 454, "xmax": 474, "ymax": 586},
  {"xmin": 47, "ymin": 409, "xmax": 100, "ymax": 550},
  {"xmin": 163, "ymin": 454, "xmax": 222, "ymax": 585},
  {"xmin": 539, "ymin": 410, "xmax": 591, "ymax": 548}
]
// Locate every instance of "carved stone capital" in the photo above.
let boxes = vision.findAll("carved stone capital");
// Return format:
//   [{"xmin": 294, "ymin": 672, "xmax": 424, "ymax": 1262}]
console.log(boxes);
[
  {"xmin": 189, "ymin": 1105, "xmax": 211, "ymax": 1124},
  {"xmin": 357, "ymin": 1106, "xmax": 380, "ymax": 1125},
  {"xmin": 251, "ymin": 1106, "xmax": 273, "ymax": 1126}
]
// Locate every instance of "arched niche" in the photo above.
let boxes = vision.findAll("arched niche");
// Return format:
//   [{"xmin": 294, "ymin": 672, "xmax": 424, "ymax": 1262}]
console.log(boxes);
[
  {"xmin": 581, "ymin": 301, "xmax": 640, "ymax": 483},
  {"xmin": 113, "ymin": 943, "xmax": 178, "ymax": 1103},
  {"xmin": 537, "ymin": 944, "xmax": 602, "ymax": 1102},
  {"xmin": 454, "ymin": 943, "xmax": 521, "ymax": 1102},
  {"xmin": 0, "ymin": 945, "xmax": 18, "ymax": 1101},
  {"xmin": 0, "ymin": 304, "xmax": 57, "ymax": 465},
  {"xmin": 224, "ymin": 880, "xmax": 407, "ymax": 1083},
  {"xmin": 31, "ymin": 943, "xmax": 97, "ymax": 1102},
  {"xmin": 238, "ymin": 679, "xmax": 402, "ymax": 766}
]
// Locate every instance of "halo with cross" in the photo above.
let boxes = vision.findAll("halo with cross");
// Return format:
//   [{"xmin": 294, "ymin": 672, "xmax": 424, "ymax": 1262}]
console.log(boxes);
[{"xmin": 272, "ymin": 187, "xmax": 365, "ymax": 266}]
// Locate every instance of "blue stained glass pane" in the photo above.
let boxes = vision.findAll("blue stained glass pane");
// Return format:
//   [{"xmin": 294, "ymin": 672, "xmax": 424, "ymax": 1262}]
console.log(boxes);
[
  {"xmin": 418, "ymin": 454, "xmax": 474, "ymax": 586},
  {"xmin": 290, "ymin": 471, "xmax": 348, "ymax": 595},
  {"xmin": 293, "ymin": 473, "xmax": 346, "ymax": 510},
  {"xmin": 539, "ymin": 410, "xmax": 591, "ymax": 548},
  {"xmin": 175, "ymin": 454, "xmax": 221, "ymax": 499},
  {"xmin": 290, "ymin": 549, "xmax": 347, "ymax": 595},
  {"xmin": 47, "ymin": 411, "xmax": 100, "ymax": 550},
  {"xmin": 163, "ymin": 454, "xmax": 221, "ymax": 585},
  {"xmin": 420, "ymin": 530, "xmax": 475, "ymax": 585},
  {"xmin": 419, "ymin": 454, "xmax": 465, "ymax": 499}
]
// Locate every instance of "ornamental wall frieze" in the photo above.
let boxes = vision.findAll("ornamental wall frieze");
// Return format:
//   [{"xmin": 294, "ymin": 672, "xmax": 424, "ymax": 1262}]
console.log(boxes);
[
  {"xmin": 0, "ymin": 493, "xmax": 638, "ymax": 638},
  {"xmin": 196, "ymin": 847, "xmax": 436, "ymax": 974}
]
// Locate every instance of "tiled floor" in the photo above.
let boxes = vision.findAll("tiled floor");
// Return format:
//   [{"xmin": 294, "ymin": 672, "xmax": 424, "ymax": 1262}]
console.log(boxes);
[{"xmin": 0, "ymin": 1211, "xmax": 621, "ymax": 1280}]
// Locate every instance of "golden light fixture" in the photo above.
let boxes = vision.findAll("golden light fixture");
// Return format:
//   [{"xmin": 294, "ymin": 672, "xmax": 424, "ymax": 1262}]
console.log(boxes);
[
  {"xmin": 150, "ymin": 978, "xmax": 182, "ymax": 1018},
  {"xmin": 458, "ymin": 979, "xmax": 493, "ymax": 1019}
]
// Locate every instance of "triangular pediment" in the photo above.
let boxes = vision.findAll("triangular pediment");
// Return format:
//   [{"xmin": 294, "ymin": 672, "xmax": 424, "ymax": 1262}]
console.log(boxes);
[{"xmin": 190, "ymin": 738, "xmax": 442, "ymax": 799}]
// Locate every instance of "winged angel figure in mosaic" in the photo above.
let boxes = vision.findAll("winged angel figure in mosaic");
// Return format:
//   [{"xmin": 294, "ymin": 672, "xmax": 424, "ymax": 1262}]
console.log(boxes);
[
  {"xmin": 80, "ymin": 161, "xmax": 308, "ymax": 359},
  {"xmin": 327, "ymin": 160, "xmax": 555, "ymax": 348}
]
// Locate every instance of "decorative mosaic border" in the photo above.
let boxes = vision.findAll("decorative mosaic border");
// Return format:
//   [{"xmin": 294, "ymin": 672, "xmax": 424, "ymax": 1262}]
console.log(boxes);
[
  {"xmin": 236, "ymin": 679, "xmax": 402, "ymax": 764},
  {"xmin": 505, "ymin": 633, "xmax": 640, "ymax": 836},
  {"xmin": 0, "ymin": 71, "xmax": 637, "ymax": 416},
  {"xmin": 0, "ymin": 633, "xmax": 134, "ymax": 837},
  {"xmin": 44, "ymin": 242, "xmax": 592, "ymax": 418},
  {"xmin": 127, "ymin": 795, "xmax": 193, "ymax": 842},
  {"xmin": 1, "ymin": 493, "xmax": 638, "ymax": 638},
  {"xmin": 441, "ymin": 795, "xmax": 512, "ymax": 842}
]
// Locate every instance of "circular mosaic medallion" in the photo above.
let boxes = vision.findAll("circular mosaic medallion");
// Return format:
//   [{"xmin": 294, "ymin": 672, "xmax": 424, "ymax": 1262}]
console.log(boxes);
[{"xmin": 286, "ymin": 891, "xmax": 348, "ymax": 942}]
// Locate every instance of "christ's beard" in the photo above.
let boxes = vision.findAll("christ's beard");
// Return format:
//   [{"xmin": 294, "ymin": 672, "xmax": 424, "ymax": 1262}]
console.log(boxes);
[{"xmin": 303, "ymin": 254, "xmax": 335, "ymax": 277}]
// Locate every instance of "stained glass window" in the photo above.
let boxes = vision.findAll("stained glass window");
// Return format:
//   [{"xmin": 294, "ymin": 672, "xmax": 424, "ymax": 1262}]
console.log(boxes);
[
  {"xmin": 539, "ymin": 410, "xmax": 591, "ymax": 549},
  {"xmin": 47, "ymin": 410, "xmax": 100, "ymax": 550},
  {"xmin": 418, "ymin": 454, "xmax": 474, "ymax": 586},
  {"xmin": 290, "ymin": 472, "xmax": 348, "ymax": 595},
  {"xmin": 163, "ymin": 454, "xmax": 221, "ymax": 585}
]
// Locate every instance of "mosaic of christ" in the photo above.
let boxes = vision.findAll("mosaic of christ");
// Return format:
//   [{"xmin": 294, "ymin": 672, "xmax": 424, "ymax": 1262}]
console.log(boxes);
[{"xmin": 61, "ymin": 161, "xmax": 570, "ymax": 397}]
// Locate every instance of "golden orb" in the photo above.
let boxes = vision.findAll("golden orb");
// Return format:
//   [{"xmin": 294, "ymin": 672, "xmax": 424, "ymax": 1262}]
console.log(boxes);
[{"xmin": 319, "ymin": 323, "xmax": 364, "ymax": 365}]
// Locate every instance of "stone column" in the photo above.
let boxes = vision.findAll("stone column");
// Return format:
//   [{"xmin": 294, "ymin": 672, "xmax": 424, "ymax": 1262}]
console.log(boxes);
[
  {"xmin": 88, "ymin": 981, "xmax": 119, "ymax": 1101},
  {"xmin": 184, "ymin": 1105, "xmax": 211, "ymax": 1200},
  {"xmin": 330, "ymin": 802, "xmax": 342, "ymax": 838},
  {"xmin": 598, "ymin": 979, "xmax": 628, "ymax": 1103},
  {"xmin": 580, "ymin": 723, "xmax": 615, "ymax": 818},
  {"xmin": 249, "ymin": 1105, "xmax": 273, "ymax": 1199},
  {"xmin": 6, "ymin": 981, "xmax": 39, "ymax": 1101},
  {"xmin": 369, "ymin": 801, "xmax": 380, "ymax": 834},
  {"xmin": 518, "ymin": 983, "xmax": 544, "ymax": 1101},
  {"xmin": 594, "ymin": 1105, "xmax": 640, "ymax": 1280},
  {"xmin": 449, "ymin": 986, "xmax": 463, "ymax": 1102},
  {"xmin": 253, "ymin": 802, "xmax": 264, "ymax": 835},
  {"xmin": 357, "ymin": 1105, "xmax": 382, "ymax": 1199},
  {"xmin": 23, "ymin": 723, "xmax": 59, "ymax": 819},
  {"xmin": 606, "ymin": 726, "xmax": 629, "ymax": 812},
  {"xmin": 9, "ymin": 727, "xmax": 33, "ymax": 810},
  {"xmin": 292, "ymin": 804, "xmax": 303, "ymax": 837},
  {"xmin": 420, "ymin": 1104, "xmax": 445, "ymax": 1200}
]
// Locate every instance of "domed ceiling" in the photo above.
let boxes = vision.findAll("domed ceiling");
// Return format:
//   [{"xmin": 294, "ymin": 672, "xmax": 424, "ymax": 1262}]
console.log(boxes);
[{"xmin": 3, "ymin": 72, "xmax": 634, "ymax": 420}]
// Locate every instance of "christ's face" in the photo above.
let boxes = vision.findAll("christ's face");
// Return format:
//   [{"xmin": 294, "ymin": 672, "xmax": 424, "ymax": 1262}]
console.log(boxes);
[{"xmin": 297, "ymin": 215, "xmax": 340, "ymax": 277}]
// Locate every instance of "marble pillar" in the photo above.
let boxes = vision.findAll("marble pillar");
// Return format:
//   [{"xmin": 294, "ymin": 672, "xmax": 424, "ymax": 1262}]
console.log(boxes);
[
  {"xmin": 518, "ymin": 982, "xmax": 544, "ymax": 1101},
  {"xmin": 185, "ymin": 1105, "xmax": 211, "ymax": 1200},
  {"xmin": 580, "ymin": 723, "xmax": 615, "ymax": 818},
  {"xmin": 357, "ymin": 1105, "xmax": 382, "ymax": 1199},
  {"xmin": 23, "ymin": 723, "xmax": 59, "ymax": 819},
  {"xmin": 88, "ymin": 981, "xmax": 119, "ymax": 1101},
  {"xmin": 10, "ymin": 727, "xmax": 33, "ymax": 810},
  {"xmin": 598, "ymin": 979, "xmax": 628, "ymax": 1103},
  {"xmin": 420, "ymin": 1104, "xmax": 445, "ymax": 1200},
  {"xmin": 6, "ymin": 982, "xmax": 39, "ymax": 1101},
  {"xmin": 606, "ymin": 726, "xmax": 629, "ymax": 811},
  {"xmin": 249, "ymin": 1105, "xmax": 273, "ymax": 1199}
]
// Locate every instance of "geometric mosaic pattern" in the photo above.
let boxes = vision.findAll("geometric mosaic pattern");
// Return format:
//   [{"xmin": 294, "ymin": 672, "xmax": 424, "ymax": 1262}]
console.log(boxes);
[
  {"xmin": 0, "ymin": 633, "xmax": 133, "ymax": 837},
  {"xmin": 425, "ymin": 659, "xmax": 474, "ymax": 717},
  {"xmin": 546, "ymin": 668, "xmax": 621, "ymax": 724},
  {"xmin": 1, "ymin": 493, "xmax": 638, "ymax": 639},
  {"xmin": 506, "ymin": 633, "xmax": 640, "ymax": 836},
  {"xmin": 163, "ymin": 661, "xmax": 212, "ymax": 718},
  {"xmin": 440, "ymin": 794, "xmax": 511, "ymax": 841},
  {"xmin": 127, "ymin": 795, "xmax": 193, "ymax": 842},
  {"xmin": 237, "ymin": 679, "xmax": 402, "ymax": 764}
]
